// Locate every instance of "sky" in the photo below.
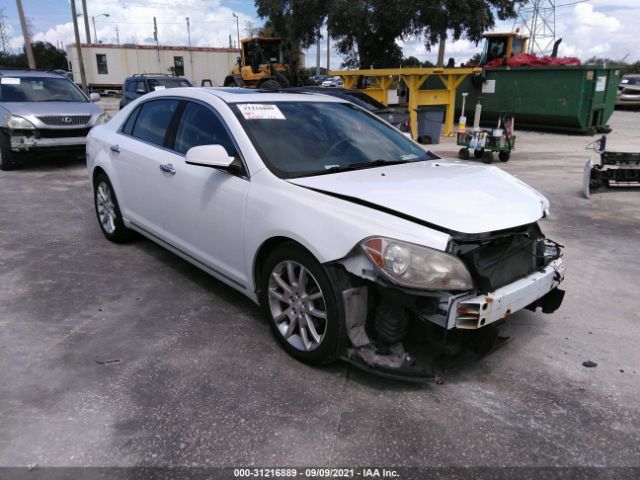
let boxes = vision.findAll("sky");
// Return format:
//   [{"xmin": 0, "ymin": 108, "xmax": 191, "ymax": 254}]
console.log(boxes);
[{"xmin": 0, "ymin": 0, "xmax": 638, "ymax": 69}]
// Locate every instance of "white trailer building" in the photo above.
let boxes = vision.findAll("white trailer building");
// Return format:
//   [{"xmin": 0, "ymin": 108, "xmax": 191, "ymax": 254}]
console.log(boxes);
[{"xmin": 66, "ymin": 43, "xmax": 241, "ymax": 91}]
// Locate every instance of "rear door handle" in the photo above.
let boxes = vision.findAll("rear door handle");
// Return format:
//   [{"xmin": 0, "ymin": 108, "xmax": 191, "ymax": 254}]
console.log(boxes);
[
  {"xmin": 110, "ymin": 144, "xmax": 120, "ymax": 153},
  {"xmin": 159, "ymin": 163, "xmax": 176, "ymax": 175}
]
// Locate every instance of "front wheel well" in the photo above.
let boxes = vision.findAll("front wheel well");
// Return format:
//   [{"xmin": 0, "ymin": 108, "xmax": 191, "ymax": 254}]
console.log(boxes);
[
  {"xmin": 253, "ymin": 237, "xmax": 316, "ymax": 296},
  {"xmin": 92, "ymin": 166, "xmax": 107, "ymax": 187}
]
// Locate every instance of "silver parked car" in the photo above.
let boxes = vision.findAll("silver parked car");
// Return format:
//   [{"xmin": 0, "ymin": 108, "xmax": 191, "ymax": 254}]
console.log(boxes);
[
  {"xmin": 0, "ymin": 70, "xmax": 109, "ymax": 170},
  {"xmin": 616, "ymin": 74, "xmax": 640, "ymax": 109}
]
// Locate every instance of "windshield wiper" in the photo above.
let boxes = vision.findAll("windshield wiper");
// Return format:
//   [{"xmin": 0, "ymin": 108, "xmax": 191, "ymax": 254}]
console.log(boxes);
[{"xmin": 312, "ymin": 159, "xmax": 410, "ymax": 176}]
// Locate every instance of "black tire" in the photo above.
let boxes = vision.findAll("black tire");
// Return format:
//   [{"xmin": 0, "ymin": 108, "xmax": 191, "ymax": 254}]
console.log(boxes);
[
  {"xmin": 458, "ymin": 148, "xmax": 470, "ymax": 160},
  {"xmin": 482, "ymin": 151, "xmax": 494, "ymax": 164},
  {"xmin": 259, "ymin": 79, "xmax": 281, "ymax": 91},
  {"xmin": 93, "ymin": 173, "xmax": 135, "ymax": 243},
  {"xmin": 0, "ymin": 131, "xmax": 18, "ymax": 171},
  {"xmin": 499, "ymin": 151, "xmax": 511, "ymax": 162},
  {"xmin": 226, "ymin": 81, "xmax": 238, "ymax": 87},
  {"xmin": 260, "ymin": 243, "xmax": 345, "ymax": 365},
  {"xmin": 473, "ymin": 149, "xmax": 484, "ymax": 159}
]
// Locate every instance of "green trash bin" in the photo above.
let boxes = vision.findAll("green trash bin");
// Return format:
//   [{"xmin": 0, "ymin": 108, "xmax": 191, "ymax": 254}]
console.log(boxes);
[{"xmin": 415, "ymin": 106, "xmax": 444, "ymax": 144}]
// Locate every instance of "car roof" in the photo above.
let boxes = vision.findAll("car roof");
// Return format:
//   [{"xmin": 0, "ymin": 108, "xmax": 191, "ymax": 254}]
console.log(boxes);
[
  {"xmin": 0, "ymin": 70, "xmax": 66, "ymax": 78},
  {"xmin": 201, "ymin": 87, "xmax": 347, "ymax": 104}
]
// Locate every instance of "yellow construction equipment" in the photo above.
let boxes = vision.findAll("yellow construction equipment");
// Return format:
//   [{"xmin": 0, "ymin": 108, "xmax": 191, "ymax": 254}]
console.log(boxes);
[
  {"xmin": 330, "ymin": 67, "xmax": 481, "ymax": 140},
  {"xmin": 224, "ymin": 37, "xmax": 304, "ymax": 90},
  {"xmin": 479, "ymin": 32, "xmax": 529, "ymax": 66}
]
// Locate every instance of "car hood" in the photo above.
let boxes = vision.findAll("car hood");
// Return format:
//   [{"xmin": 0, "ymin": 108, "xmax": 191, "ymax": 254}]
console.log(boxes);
[
  {"xmin": 288, "ymin": 160, "xmax": 549, "ymax": 234},
  {"xmin": 0, "ymin": 102, "xmax": 103, "ymax": 117}
]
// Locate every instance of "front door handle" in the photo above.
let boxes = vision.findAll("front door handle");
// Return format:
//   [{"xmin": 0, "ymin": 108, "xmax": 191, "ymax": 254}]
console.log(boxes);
[
  {"xmin": 159, "ymin": 163, "xmax": 176, "ymax": 175},
  {"xmin": 110, "ymin": 144, "xmax": 120, "ymax": 153}
]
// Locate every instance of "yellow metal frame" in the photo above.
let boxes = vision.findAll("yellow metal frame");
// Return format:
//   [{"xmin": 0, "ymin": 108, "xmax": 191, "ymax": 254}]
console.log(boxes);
[{"xmin": 330, "ymin": 67, "xmax": 481, "ymax": 139}]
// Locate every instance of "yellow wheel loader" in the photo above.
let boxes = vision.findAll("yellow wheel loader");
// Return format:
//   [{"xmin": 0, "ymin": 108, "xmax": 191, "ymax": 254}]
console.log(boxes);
[{"xmin": 223, "ymin": 37, "xmax": 306, "ymax": 90}]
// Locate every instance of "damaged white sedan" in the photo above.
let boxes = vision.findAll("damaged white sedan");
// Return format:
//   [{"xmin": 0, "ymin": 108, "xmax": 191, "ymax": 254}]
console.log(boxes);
[{"xmin": 87, "ymin": 88, "xmax": 565, "ymax": 379}]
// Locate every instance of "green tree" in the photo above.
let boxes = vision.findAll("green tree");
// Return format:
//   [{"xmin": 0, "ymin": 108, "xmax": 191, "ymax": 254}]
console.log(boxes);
[
  {"xmin": 254, "ymin": 0, "xmax": 522, "ymax": 69},
  {"xmin": 0, "ymin": 41, "xmax": 67, "ymax": 70}
]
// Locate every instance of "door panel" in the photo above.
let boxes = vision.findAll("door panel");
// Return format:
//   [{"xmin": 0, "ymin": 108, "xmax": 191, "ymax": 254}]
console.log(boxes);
[
  {"xmin": 160, "ymin": 101, "xmax": 250, "ymax": 287},
  {"xmin": 111, "ymin": 99, "xmax": 180, "ymax": 236},
  {"xmin": 160, "ymin": 161, "xmax": 250, "ymax": 286}
]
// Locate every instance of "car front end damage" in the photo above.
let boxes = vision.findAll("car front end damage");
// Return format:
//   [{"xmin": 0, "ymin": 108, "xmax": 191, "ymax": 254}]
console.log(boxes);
[
  {"xmin": 0, "ymin": 112, "xmax": 109, "ymax": 160},
  {"xmin": 328, "ymin": 223, "xmax": 565, "ymax": 381}
]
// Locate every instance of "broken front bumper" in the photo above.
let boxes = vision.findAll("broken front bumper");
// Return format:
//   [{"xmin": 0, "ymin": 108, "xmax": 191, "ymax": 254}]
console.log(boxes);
[
  {"xmin": 10, "ymin": 134, "xmax": 87, "ymax": 151},
  {"xmin": 425, "ymin": 257, "xmax": 565, "ymax": 330}
]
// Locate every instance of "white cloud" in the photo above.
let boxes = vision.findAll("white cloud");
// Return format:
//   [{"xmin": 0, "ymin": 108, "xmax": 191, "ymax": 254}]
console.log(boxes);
[{"xmin": 24, "ymin": 0, "xmax": 254, "ymax": 50}]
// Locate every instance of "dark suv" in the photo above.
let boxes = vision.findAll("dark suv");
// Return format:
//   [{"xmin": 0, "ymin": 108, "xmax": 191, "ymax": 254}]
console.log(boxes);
[{"xmin": 119, "ymin": 74, "xmax": 192, "ymax": 109}]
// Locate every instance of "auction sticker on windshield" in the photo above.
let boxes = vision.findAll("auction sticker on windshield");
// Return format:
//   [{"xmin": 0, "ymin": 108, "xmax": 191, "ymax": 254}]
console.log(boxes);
[
  {"xmin": 238, "ymin": 104, "xmax": 286, "ymax": 120},
  {"xmin": 1, "ymin": 77, "xmax": 20, "ymax": 85}
]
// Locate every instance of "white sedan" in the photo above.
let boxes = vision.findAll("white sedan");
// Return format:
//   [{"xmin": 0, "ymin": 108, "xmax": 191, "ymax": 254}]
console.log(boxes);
[{"xmin": 87, "ymin": 88, "xmax": 565, "ymax": 377}]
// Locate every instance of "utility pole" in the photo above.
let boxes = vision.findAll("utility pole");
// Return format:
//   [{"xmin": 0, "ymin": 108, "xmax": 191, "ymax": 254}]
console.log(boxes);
[
  {"xmin": 326, "ymin": 27, "xmax": 330, "ymax": 74},
  {"xmin": 153, "ymin": 16, "xmax": 160, "ymax": 70},
  {"xmin": 81, "ymin": 0, "xmax": 91, "ymax": 44},
  {"xmin": 437, "ymin": 32, "xmax": 446, "ymax": 67},
  {"xmin": 115, "ymin": 25, "xmax": 120, "ymax": 45},
  {"xmin": 70, "ymin": 0, "xmax": 87, "ymax": 92},
  {"xmin": 315, "ymin": 31, "xmax": 320, "ymax": 77},
  {"xmin": 232, "ymin": 13, "xmax": 240, "ymax": 52},
  {"xmin": 15, "ymin": 0, "xmax": 35, "ymax": 69},
  {"xmin": 186, "ymin": 17, "xmax": 193, "ymax": 79},
  {"xmin": 516, "ymin": 0, "xmax": 557, "ymax": 55}
]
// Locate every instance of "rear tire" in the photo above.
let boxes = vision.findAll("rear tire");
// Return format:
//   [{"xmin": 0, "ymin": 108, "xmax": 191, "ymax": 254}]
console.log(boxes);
[
  {"xmin": 499, "ymin": 151, "xmax": 511, "ymax": 162},
  {"xmin": 458, "ymin": 148, "xmax": 470, "ymax": 160},
  {"xmin": 474, "ymin": 149, "xmax": 484, "ymax": 159},
  {"xmin": 259, "ymin": 79, "xmax": 282, "ymax": 91},
  {"xmin": 0, "ymin": 132, "xmax": 18, "ymax": 171},
  {"xmin": 482, "ymin": 151, "xmax": 494, "ymax": 164},
  {"xmin": 93, "ymin": 173, "xmax": 135, "ymax": 243},
  {"xmin": 260, "ymin": 244, "xmax": 345, "ymax": 365}
]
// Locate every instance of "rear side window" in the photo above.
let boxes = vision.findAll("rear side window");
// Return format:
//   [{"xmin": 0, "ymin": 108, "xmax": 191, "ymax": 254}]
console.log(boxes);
[
  {"xmin": 121, "ymin": 105, "xmax": 140, "ymax": 135},
  {"xmin": 174, "ymin": 102, "xmax": 237, "ymax": 156},
  {"xmin": 131, "ymin": 100, "xmax": 179, "ymax": 147}
]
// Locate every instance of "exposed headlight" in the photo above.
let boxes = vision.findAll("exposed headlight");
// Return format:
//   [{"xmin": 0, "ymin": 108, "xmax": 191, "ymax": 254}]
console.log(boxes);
[
  {"xmin": 94, "ymin": 112, "xmax": 110, "ymax": 125},
  {"xmin": 361, "ymin": 237, "xmax": 473, "ymax": 291},
  {"xmin": 7, "ymin": 115, "xmax": 35, "ymax": 130}
]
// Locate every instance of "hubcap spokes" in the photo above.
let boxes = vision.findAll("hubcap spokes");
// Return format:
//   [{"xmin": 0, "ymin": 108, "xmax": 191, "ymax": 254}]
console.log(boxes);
[
  {"xmin": 96, "ymin": 182, "xmax": 116, "ymax": 234},
  {"xmin": 268, "ymin": 260, "xmax": 327, "ymax": 352}
]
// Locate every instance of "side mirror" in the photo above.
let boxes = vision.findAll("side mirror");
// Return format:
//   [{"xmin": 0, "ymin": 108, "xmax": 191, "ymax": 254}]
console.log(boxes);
[
  {"xmin": 185, "ymin": 144, "xmax": 236, "ymax": 170},
  {"xmin": 90, "ymin": 92, "xmax": 101, "ymax": 102}
]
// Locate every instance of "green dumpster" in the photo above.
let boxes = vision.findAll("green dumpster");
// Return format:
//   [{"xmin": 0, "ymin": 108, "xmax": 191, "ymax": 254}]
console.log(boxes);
[{"xmin": 452, "ymin": 66, "xmax": 620, "ymax": 135}]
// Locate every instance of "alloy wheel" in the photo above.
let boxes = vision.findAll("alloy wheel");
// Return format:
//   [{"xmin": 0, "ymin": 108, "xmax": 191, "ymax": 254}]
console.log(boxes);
[
  {"xmin": 96, "ymin": 181, "xmax": 117, "ymax": 234},
  {"xmin": 267, "ymin": 260, "xmax": 328, "ymax": 352}
]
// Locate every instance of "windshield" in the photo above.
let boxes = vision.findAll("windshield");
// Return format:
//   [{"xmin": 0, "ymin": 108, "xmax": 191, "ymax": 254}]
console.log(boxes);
[
  {"xmin": 147, "ymin": 78, "xmax": 192, "ymax": 90},
  {"xmin": 234, "ymin": 101, "xmax": 431, "ymax": 179},
  {"xmin": 0, "ymin": 76, "xmax": 87, "ymax": 102}
]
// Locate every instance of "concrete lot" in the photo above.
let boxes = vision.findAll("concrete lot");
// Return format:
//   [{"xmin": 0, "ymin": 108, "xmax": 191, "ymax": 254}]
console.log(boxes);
[{"xmin": 0, "ymin": 107, "xmax": 639, "ymax": 472}]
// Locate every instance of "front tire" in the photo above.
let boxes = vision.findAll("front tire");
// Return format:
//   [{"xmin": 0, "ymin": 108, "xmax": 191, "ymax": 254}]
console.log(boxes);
[
  {"xmin": 260, "ymin": 244, "xmax": 344, "ymax": 365},
  {"xmin": 0, "ymin": 132, "xmax": 18, "ymax": 171},
  {"xmin": 93, "ymin": 173, "xmax": 134, "ymax": 243}
]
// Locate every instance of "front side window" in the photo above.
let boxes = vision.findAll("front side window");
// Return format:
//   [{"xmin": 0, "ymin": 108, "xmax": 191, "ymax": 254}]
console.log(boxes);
[
  {"xmin": 131, "ymin": 100, "xmax": 179, "ymax": 147},
  {"xmin": 233, "ymin": 101, "xmax": 430, "ymax": 179},
  {"xmin": 96, "ymin": 54, "xmax": 108, "ymax": 74},
  {"xmin": 0, "ymin": 76, "xmax": 87, "ymax": 103},
  {"xmin": 174, "ymin": 102, "xmax": 237, "ymax": 156}
]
